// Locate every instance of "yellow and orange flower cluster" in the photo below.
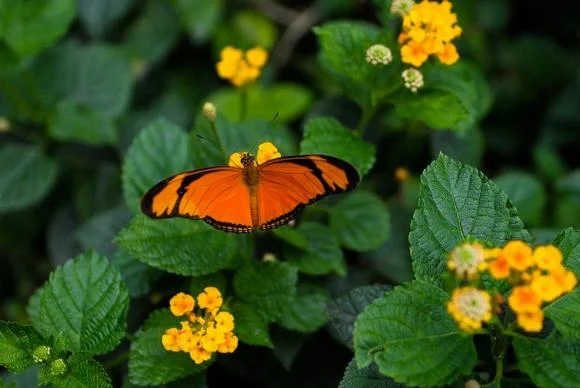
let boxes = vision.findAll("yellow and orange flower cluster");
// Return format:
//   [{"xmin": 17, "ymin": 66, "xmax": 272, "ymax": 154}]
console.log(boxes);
[
  {"xmin": 215, "ymin": 46, "xmax": 268, "ymax": 87},
  {"xmin": 484, "ymin": 241, "xmax": 577, "ymax": 332},
  {"xmin": 161, "ymin": 288, "xmax": 238, "ymax": 364},
  {"xmin": 446, "ymin": 241, "xmax": 577, "ymax": 333},
  {"xmin": 398, "ymin": 0, "xmax": 462, "ymax": 67}
]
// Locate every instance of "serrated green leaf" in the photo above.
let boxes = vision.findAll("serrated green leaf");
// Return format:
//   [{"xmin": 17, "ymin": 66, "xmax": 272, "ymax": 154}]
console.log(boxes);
[
  {"xmin": 172, "ymin": 0, "xmax": 223, "ymax": 43},
  {"xmin": 354, "ymin": 281, "xmax": 476, "ymax": 386},
  {"xmin": 0, "ymin": 0, "xmax": 76, "ymax": 57},
  {"xmin": 116, "ymin": 215, "xmax": 238, "ymax": 276},
  {"xmin": 339, "ymin": 358, "xmax": 404, "ymax": 388},
  {"xmin": 327, "ymin": 284, "xmax": 390, "ymax": 350},
  {"xmin": 78, "ymin": 0, "xmax": 135, "ymax": 38},
  {"xmin": 112, "ymin": 250, "xmax": 157, "ymax": 298},
  {"xmin": 394, "ymin": 62, "xmax": 492, "ymax": 133},
  {"xmin": 233, "ymin": 261, "xmax": 298, "ymax": 322},
  {"xmin": 36, "ymin": 251, "xmax": 129, "ymax": 355},
  {"xmin": 552, "ymin": 228, "xmax": 580, "ymax": 274},
  {"xmin": 330, "ymin": 190, "xmax": 390, "ymax": 251},
  {"xmin": 26, "ymin": 287, "xmax": 48, "ymax": 337},
  {"xmin": 300, "ymin": 117, "xmax": 375, "ymax": 176},
  {"xmin": 410, "ymin": 154, "xmax": 530, "ymax": 287},
  {"xmin": 230, "ymin": 302, "xmax": 272, "ymax": 348},
  {"xmin": 514, "ymin": 334, "xmax": 580, "ymax": 388},
  {"xmin": 0, "ymin": 144, "xmax": 58, "ymax": 214},
  {"xmin": 129, "ymin": 309, "xmax": 209, "ymax": 385},
  {"xmin": 278, "ymin": 284, "xmax": 329, "ymax": 333},
  {"xmin": 123, "ymin": 0, "xmax": 180, "ymax": 62},
  {"xmin": 190, "ymin": 273, "xmax": 227, "ymax": 297},
  {"xmin": 208, "ymin": 83, "xmax": 313, "ymax": 124},
  {"xmin": 0, "ymin": 322, "xmax": 45, "ymax": 373},
  {"xmin": 285, "ymin": 222, "xmax": 346, "ymax": 276},
  {"xmin": 47, "ymin": 100, "xmax": 117, "ymax": 145},
  {"xmin": 190, "ymin": 113, "xmax": 298, "ymax": 167},
  {"xmin": 122, "ymin": 118, "xmax": 192, "ymax": 212},
  {"xmin": 545, "ymin": 288, "xmax": 580, "ymax": 340},
  {"xmin": 51, "ymin": 354, "xmax": 112, "ymax": 388},
  {"xmin": 495, "ymin": 171, "xmax": 546, "ymax": 227},
  {"xmin": 314, "ymin": 21, "xmax": 402, "ymax": 107}
]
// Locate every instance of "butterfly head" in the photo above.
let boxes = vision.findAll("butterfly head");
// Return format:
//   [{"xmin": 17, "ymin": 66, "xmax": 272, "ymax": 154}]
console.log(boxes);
[{"xmin": 240, "ymin": 152, "xmax": 257, "ymax": 167}]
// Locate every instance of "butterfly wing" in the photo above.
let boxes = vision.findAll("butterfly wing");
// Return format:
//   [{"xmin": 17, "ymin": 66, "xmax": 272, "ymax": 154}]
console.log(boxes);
[
  {"xmin": 141, "ymin": 166, "xmax": 255, "ymax": 232},
  {"xmin": 256, "ymin": 155, "xmax": 359, "ymax": 230}
]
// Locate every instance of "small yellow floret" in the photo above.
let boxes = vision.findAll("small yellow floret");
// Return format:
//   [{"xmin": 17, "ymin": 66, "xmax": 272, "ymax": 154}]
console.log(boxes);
[
  {"xmin": 257, "ymin": 142, "xmax": 281, "ymax": 165},
  {"xmin": 197, "ymin": 287, "xmax": 223, "ymax": 312},
  {"xmin": 217, "ymin": 332, "xmax": 239, "ymax": 353},
  {"xmin": 246, "ymin": 47, "xmax": 268, "ymax": 68},
  {"xmin": 169, "ymin": 292, "xmax": 195, "ymax": 316},
  {"xmin": 533, "ymin": 245, "xmax": 563, "ymax": 271},
  {"xmin": 516, "ymin": 310, "xmax": 544, "ymax": 333},
  {"xmin": 502, "ymin": 241, "xmax": 533, "ymax": 272},
  {"xmin": 161, "ymin": 328, "xmax": 181, "ymax": 352},
  {"xmin": 508, "ymin": 286, "xmax": 541, "ymax": 313}
]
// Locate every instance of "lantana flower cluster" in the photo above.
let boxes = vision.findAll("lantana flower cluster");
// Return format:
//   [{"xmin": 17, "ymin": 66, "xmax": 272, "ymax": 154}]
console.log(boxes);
[
  {"xmin": 398, "ymin": 0, "xmax": 462, "ymax": 67},
  {"xmin": 161, "ymin": 288, "xmax": 238, "ymax": 364},
  {"xmin": 446, "ymin": 241, "xmax": 577, "ymax": 333},
  {"xmin": 215, "ymin": 46, "xmax": 268, "ymax": 87}
]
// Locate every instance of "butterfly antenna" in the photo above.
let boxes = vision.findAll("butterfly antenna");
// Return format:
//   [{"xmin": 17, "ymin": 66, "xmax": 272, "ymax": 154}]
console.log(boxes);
[
  {"xmin": 196, "ymin": 134, "xmax": 236, "ymax": 153},
  {"xmin": 251, "ymin": 112, "xmax": 279, "ymax": 153}
]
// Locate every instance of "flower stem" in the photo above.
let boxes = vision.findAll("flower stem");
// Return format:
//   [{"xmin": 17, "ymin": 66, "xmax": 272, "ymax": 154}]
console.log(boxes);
[{"xmin": 355, "ymin": 104, "xmax": 377, "ymax": 135}]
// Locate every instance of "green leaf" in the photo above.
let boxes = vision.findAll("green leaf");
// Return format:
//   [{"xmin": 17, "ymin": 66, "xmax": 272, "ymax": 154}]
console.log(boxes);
[
  {"xmin": 545, "ymin": 288, "xmax": 580, "ymax": 340},
  {"xmin": 0, "ymin": 322, "xmax": 45, "ymax": 373},
  {"xmin": 552, "ymin": 227, "xmax": 580, "ymax": 274},
  {"xmin": 51, "ymin": 354, "xmax": 112, "ymax": 388},
  {"xmin": 0, "ymin": 0, "xmax": 76, "ymax": 57},
  {"xmin": 314, "ymin": 21, "xmax": 402, "ymax": 107},
  {"xmin": 514, "ymin": 334, "xmax": 580, "ymax": 388},
  {"xmin": 129, "ymin": 309, "xmax": 209, "ymax": 385},
  {"xmin": 301, "ymin": 116, "xmax": 375, "ymax": 176},
  {"xmin": 394, "ymin": 62, "xmax": 492, "ymax": 133},
  {"xmin": 0, "ymin": 143, "xmax": 58, "ymax": 214},
  {"xmin": 327, "ymin": 284, "xmax": 390, "ymax": 350},
  {"xmin": 172, "ymin": 0, "xmax": 223, "ymax": 43},
  {"xmin": 339, "ymin": 358, "xmax": 404, "ymax": 388},
  {"xmin": 208, "ymin": 83, "xmax": 313, "ymax": 124},
  {"xmin": 278, "ymin": 284, "xmax": 329, "ymax": 333},
  {"xmin": 189, "ymin": 113, "xmax": 298, "ymax": 167},
  {"xmin": 112, "ymin": 250, "xmax": 157, "ymax": 298},
  {"xmin": 285, "ymin": 222, "xmax": 346, "ymax": 276},
  {"xmin": 354, "ymin": 281, "xmax": 476, "ymax": 386},
  {"xmin": 122, "ymin": 118, "xmax": 192, "ymax": 212},
  {"xmin": 233, "ymin": 261, "xmax": 298, "ymax": 322},
  {"xmin": 213, "ymin": 10, "xmax": 277, "ymax": 52},
  {"xmin": 329, "ymin": 190, "xmax": 390, "ymax": 251},
  {"xmin": 410, "ymin": 154, "xmax": 530, "ymax": 287},
  {"xmin": 36, "ymin": 251, "xmax": 129, "ymax": 355},
  {"xmin": 116, "ymin": 215, "xmax": 238, "ymax": 276},
  {"xmin": 230, "ymin": 302, "xmax": 272, "ymax": 348},
  {"xmin": 48, "ymin": 100, "xmax": 117, "ymax": 145},
  {"xmin": 273, "ymin": 226, "xmax": 310, "ymax": 250},
  {"xmin": 78, "ymin": 0, "xmax": 135, "ymax": 38},
  {"xmin": 495, "ymin": 171, "xmax": 546, "ymax": 228},
  {"xmin": 189, "ymin": 272, "xmax": 227, "ymax": 297},
  {"xmin": 123, "ymin": 0, "xmax": 180, "ymax": 62}
]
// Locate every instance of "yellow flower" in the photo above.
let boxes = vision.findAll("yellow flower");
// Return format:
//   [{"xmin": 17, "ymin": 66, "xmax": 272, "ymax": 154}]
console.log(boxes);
[
  {"xmin": 245, "ymin": 47, "xmax": 268, "ymax": 68},
  {"xmin": 531, "ymin": 275, "xmax": 563, "ymax": 302},
  {"xmin": 437, "ymin": 43, "xmax": 459, "ymax": 65},
  {"xmin": 169, "ymin": 292, "xmax": 195, "ymax": 316},
  {"xmin": 215, "ymin": 311, "xmax": 235, "ymax": 332},
  {"xmin": 398, "ymin": 0, "xmax": 461, "ymax": 67},
  {"xmin": 502, "ymin": 241, "xmax": 533, "ymax": 272},
  {"xmin": 220, "ymin": 46, "xmax": 243, "ymax": 62},
  {"xmin": 217, "ymin": 332, "xmax": 239, "ymax": 353},
  {"xmin": 401, "ymin": 40, "xmax": 428, "ymax": 67},
  {"xmin": 550, "ymin": 266, "xmax": 577, "ymax": 293},
  {"xmin": 257, "ymin": 142, "xmax": 281, "ymax": 164},
  {"xmin": 488, "ymin": 256, "xmax": 510, "ymax": 279},
  {"xmin": 197, "ymin": 287, "xmax": 223, "ymax": 312},
  {"xmin": 200, "ymin": 327, "xmax": 226, "ymax": 352},
  {"xmin": 447, "ymin": 242, "xmax": 485, "ymax": 279},
  {"xmin": 190, "ymin": 342, "xmax": 212, "ymax": 364},
  {"xmin": 533, "ymin": 245, "xmax": 563, "ymax": 271},
  {"xmin": 516, "ymin": 310, "xmax": 544, "ymax": 333},
  {"xmin": 447, "ymin": 287, "xmax": 492, "ymax": 332},
  {"xmin": 161, "ymin": 328, "xmax": 181, "ymax": 352},
  {"xmin": 508, "ymin": 286, "xmax": 541, "ymax": 313},
  {"xmin": 176, "ymin": 328, "xmax": 198, "ymax": 352}
]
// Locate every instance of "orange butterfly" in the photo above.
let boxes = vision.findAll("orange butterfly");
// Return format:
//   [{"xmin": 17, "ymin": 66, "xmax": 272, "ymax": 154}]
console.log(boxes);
[{"xmin": 141, "ymin": 142, "xmax": 359, "ymax": 233}]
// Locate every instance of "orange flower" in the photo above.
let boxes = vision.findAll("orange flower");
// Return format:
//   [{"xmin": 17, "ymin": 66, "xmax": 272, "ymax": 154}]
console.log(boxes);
[
  {"xmin": 516, "ymin": 310, "xmax": 544, "ymax": 333},
  {"xmin": 488, "ymin": 256, "xmax": 510, "ymax": 279},
  {"xmin": 169, "ymin": 292, "xmax": 195, "ymax": 316},
  {"xmin": 502, "ymin": 241, "xmax": 533, "ymax": 272},
  {"xmin": 508, "ymin": 286, "xmax": 542, "ymax": 313},
  {"xmin": 197, "ymin": 287, "xmax": 223, "ymax": 312},
  {"xmin": 161, "ymin": 328, "xmax": 181, "ymax": 352},
  {"xmin": 217, "ymin": 332, "xmax": 239, "ymax": 353},
  {"xmin": 437, "ymin": 43, "xmax": 459, "ymax": 65},
  {"xmin": 401, "ymin": 40, "xmax": 429, "ymax": 67},
  {"xmin": 550, "ymin": 266, "xmax": 577, "ymax": 293},
  {"xmin": 531, "ymin": 275, "xmax": 563, "ymax": 302}
]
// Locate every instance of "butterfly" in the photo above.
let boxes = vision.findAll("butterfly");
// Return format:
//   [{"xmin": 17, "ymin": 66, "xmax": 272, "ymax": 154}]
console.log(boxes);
[{"xmin": 141, "ymin": 142, "xmax": 360, "ymax": 233}]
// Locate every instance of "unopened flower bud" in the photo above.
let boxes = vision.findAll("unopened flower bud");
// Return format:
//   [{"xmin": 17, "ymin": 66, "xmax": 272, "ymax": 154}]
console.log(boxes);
[
  {"xmin": 366, "ymin": 44, "xmax": 393, "ymax": 65},
  {"xmin": 203, "ymin": 102, "xmax": 217, "ymax": 122},
  {"xmin": 32, "ymin": 345, "xmax": 51, "ymax": 363}
]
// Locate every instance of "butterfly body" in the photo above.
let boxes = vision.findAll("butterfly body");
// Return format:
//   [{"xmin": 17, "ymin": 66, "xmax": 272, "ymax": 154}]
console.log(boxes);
[{"xmin": 141, "ymin": 152, "xmax": 359, "ymax": 233}]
